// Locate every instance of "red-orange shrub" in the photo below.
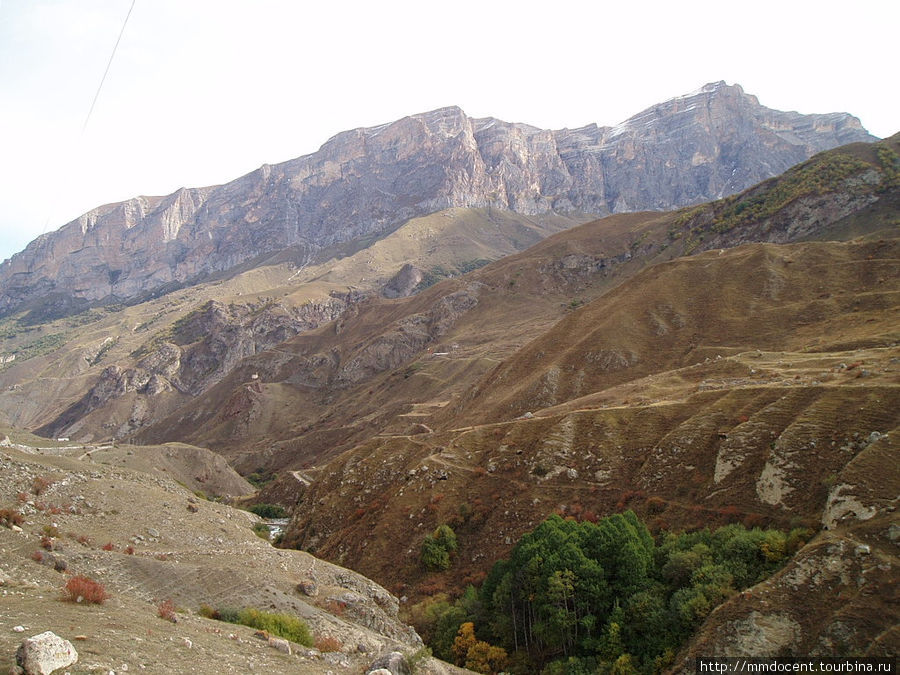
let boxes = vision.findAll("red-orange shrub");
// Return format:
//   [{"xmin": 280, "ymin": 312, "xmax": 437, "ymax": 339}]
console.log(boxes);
[
  {"xmin": 0, "ymin": 508, "xmax": 24, "ymax": 528},
  {"xmin": 314, "ymin": 635, "xmax": 342, "ymax": 652},
  {"xmin": 646, "ymin": 496, "xmax": 667, "ymax": 514},
  {"xmin": 62, "ymin": 575, "xmax": 108, "ymax": 604},
  {"xmin": 32, "ymin": 476, "xmax": 53, "ymax": 496},
  {"xmin": 157, "ymin": 598, "xmax": 177, "ymax": 622}
]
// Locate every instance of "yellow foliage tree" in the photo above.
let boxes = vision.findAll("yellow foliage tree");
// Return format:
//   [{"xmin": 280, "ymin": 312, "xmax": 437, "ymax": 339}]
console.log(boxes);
[
  {"xmin": 452, "ymin": 621, "xmax": 509, "ymax": 675},
  {"xmin": 452, "ymin": 622, "xmax": 477, "ymax": 666}
]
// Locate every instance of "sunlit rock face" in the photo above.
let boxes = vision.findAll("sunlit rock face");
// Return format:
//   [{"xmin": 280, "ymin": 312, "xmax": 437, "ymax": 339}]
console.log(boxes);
[{"xmin": 0, "ymin": 82, "xmax": 873, "ymax": 318}]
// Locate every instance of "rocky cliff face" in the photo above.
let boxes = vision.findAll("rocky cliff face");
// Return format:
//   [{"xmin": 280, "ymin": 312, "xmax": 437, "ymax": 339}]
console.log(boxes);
[{"xmin": 0, "ymin": 82, "xmax": 874, "ymax": 318}]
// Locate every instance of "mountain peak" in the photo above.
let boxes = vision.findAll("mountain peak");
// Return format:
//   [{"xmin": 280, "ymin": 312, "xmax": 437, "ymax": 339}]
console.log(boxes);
[
  {"xmin": 701, "ymin": 79, "xmax": 733, "ymax": 92},
  {"xmin": 0, "ymin": 86, "xmax": 876, "ymax": 318}
]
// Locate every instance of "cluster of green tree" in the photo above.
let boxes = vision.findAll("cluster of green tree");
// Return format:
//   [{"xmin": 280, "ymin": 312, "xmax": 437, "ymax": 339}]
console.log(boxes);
[
  {"xmin": 421, "ymin": 524, "xmax": 458, "ymax": 571},
  {"xmin": 248, "ymin": 503, "xmax": 287, "ymax": 518},
  {"xmin": 412, "ymin": 511, "xmax": 811, "ymax": 674}
]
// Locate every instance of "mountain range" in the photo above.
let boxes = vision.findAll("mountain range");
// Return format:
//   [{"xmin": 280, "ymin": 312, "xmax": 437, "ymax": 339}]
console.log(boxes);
[
  {"xmin": 0, "ymin": 82, "xmax": 896, "ymax": 669},
  {"xmin": 0, "ymin": 81, "xmax": 873, "ymax": 320}
]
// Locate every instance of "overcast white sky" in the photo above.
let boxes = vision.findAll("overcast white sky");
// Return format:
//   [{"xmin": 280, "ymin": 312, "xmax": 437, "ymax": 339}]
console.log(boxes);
[{"xmin": 1, "ymin": 0, "xmax": 897, "ymax": 263}]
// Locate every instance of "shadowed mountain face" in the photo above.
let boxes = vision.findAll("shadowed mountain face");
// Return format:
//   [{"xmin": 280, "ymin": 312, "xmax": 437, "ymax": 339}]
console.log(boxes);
[{"xmin": 0, "ymin": 82, "xmax": 873, "ymax": 319}]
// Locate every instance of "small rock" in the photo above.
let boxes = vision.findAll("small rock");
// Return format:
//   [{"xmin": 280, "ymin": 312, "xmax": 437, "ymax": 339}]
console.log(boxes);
[
  {"xmin": 181, "ymin": 638, "xmax": 192, "ymax": 649},
  {"xmin": 296, "ymin": 579, "xmax": 318, "ymax": 597},
  {"xmin": 16, "ymin": 631, "xmax": 78, "ymax": 675},
  {"xmin": 268, "ymin": 637, "xmax": 291, "ymax": 654},
  {"xmin": 13, "ymin": 625, "xmax": 25, "ymax": 632},
  {"xmin": 855, "ymin": 544, "xmax": 871, "ymax": 556},
  {"xmin": 147, "ymin": 528, "xmax": 160, "ymax": 538}
]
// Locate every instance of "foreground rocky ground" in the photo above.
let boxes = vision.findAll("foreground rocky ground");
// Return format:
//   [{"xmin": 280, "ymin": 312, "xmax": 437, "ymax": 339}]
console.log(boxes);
[{"xmin": 0, "ymin": 441, "xmax": 467, "ymax": 673}]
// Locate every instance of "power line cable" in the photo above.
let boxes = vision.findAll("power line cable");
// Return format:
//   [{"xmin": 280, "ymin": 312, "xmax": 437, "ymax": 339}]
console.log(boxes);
[{"xmin": 82, "ymin": 0, "xmax": 137, "ymax": 134}]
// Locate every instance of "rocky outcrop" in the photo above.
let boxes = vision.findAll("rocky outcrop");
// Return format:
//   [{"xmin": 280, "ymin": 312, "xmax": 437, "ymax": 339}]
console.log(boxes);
[
  {"xmin": 0, "ymin": 82, "xmax": 875, "ymax": 318},
  {"xmin": 382, "ymin": 264, "xmax": 424, "ymax": 299},
  {"xmin": 36, "ymin": 298, "xmax": 348, "ymax": 438}
]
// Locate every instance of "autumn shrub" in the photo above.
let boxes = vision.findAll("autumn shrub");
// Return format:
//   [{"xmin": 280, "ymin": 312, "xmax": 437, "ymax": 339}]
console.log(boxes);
[
  {"xmin": 646, "ymin": 496, "xmax": 667, "ymax": 514},
  {"xmin": 314, "ymin": 635, "xmax": 342, "ymax": 652},
  {"xmin": 198, "ymin": 603, "xmax": 219, "ymax": 620},
  {"xmin": 462, "ymin": 570, "xmax": 487, "ymax": 587},
  {"xmin": 62, "ymin": 575, "xmax": 108, "ymax": 604},
  {"xmin": 124, "ymin": 545, "xmax": 135, "ymax": 555},
  {"xmin": 32, "ymin": 476, "xmax": 53, "ymax": 496},
  {"xmin": 418, "ymin": 577, "xmax": 450, "ymax": 596},
  {"xmin": 719, "ymin": 505, "xmax": 742, "ymax": 523},
  {"xmin": 157, "ymin": 598, "xmax": 177, "ymax": 623},
  {"xmin": 102, "ymin": 542, "xmax": 116, "ymax": 551},
  {"xmin": 743, "ymin": 513, "xmax": 767, "ymax": 529},
  {"xmin": 0, "ymin": 508, "xmax": 24, "ymax": 528}
]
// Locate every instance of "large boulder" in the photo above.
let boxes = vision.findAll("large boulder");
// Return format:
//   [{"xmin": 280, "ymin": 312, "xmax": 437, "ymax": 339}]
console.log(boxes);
[{"xmin": 15, "ymin": 631, "xmax": 77, "ymax": 675}]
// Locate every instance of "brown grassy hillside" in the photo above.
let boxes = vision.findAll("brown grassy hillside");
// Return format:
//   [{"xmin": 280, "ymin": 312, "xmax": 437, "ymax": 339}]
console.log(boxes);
[
  {"xmin": 128, "ymin": 136, "xmax": 899, "ymax": 478},
  {"xmin": 442, "ymin": 238, "xmax": 899, "ymax": 427},
  {"xmin": 270, "ymin": 235, "xmax": 899, "ymax": 661}
]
